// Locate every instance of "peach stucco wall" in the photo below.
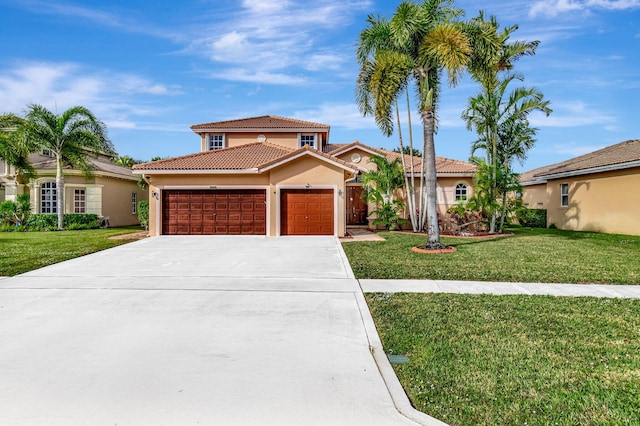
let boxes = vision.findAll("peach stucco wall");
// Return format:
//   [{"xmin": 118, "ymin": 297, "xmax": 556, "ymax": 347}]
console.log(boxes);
[
  {"xmin": 95, "ymin": 177, "xmax": 148, "ymax": 227},
  {"xmin": 522, "ymin": 183, "xmax": 548, "ymax": 209},
  {"xmin": 545, "ymin": 167, "xmax": 640, "ymax": 236},
  {"xmin": 145, "ymin": 155, "xmax": 351, "ymax": 237},
  {"xmin": 199, "ymin": 132, "xmax": 328, "ymax": 152}
]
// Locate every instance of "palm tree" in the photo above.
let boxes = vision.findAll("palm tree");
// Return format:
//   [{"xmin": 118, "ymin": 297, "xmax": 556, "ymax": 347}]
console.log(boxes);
[
  {"xmin": 462, "ymin": 74, "xmax": 551, "ymax": 231},
  {"xmin": 356, "ymin": 0, "xmax": 472, "ymax": 249},
  {"xmin": 20, "ymin": 105, "xmax": 113, "ymax": 230},
  {"xmin": 0, "ymin": 113, "xmax": 35, "ymax": 180},
  {"xmin": 361, "ymin": 154, "xmax": 405, "ymax": 205},
  {"xmin": 462, "ymin": 13, "xmax": 547, "ymax": 232}
]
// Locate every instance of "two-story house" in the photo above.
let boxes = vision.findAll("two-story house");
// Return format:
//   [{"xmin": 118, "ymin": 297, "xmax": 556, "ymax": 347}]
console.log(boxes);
[{"xmin": 133, "ymin": 116, "xmax": 475, "ymax": 237}]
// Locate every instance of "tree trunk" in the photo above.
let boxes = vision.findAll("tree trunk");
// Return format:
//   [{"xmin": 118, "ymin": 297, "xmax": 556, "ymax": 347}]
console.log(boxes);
[
  {"xmin": 395, "ymin": 102, "xmax": 417, "ymax": 231},
  {"xmin": 422, "ymin": 110, "xmax": 444, "ymax": 250},
  {"xmin": 499, "ymin": 189, "xmax": 507, "ymax": 231},
  {"xmin": 56, "ymin": 154, "xmax": 64, "ymax": 230}
]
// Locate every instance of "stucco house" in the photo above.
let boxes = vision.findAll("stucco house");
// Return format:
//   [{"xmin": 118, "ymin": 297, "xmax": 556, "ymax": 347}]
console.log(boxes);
[
  {"xmin": 521, "ymin": 139, "xmax": 640, "ymax": 235},
  {"xmin": 0, "ymin": 150, "xmax": 148, "ymax": 227},
  {"xmin": 133, "ymin": 116, "xmax": 476, "ymax": 237}
]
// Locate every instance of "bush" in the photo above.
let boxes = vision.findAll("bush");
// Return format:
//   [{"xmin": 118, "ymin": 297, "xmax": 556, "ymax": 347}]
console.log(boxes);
[
  {"xmin": 23, "ymin": 214, "xmax": 99, "ymax": 231},
  {"xmin": 138, "ymin": 200, "xmax": 149, "ymax": 230},
  {"xmin": 0, "ymin": 194, "xmax": 31, "ymax": 227},
  {"xmin": 517, "ymin": 208, "xmax": 547, "ymax": 228}
]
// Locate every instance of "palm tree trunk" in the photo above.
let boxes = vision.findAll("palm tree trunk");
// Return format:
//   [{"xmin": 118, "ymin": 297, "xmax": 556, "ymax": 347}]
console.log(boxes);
[
  {"xmin": 500, "ymin": 189, "xmax": 507, "ymax": 231},
  {"xmin": 56, "ymin": 154, "xmax": 64, "ymax": 230},
  {"xmin": 395, "ymin": 101, "xmax": 417, "ymax": 231},
  {"xmin": 406, "ymin": 91, "xmax": 419, "ymax": 232},
  {"xmin": 422, "ymin": 110, "xmax": 444, "ymax": 249}
]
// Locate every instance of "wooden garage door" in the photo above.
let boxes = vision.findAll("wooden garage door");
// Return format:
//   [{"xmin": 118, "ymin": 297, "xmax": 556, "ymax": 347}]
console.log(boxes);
[
  {"xmin": 281, "ymin": 189, "xmax": 334, "ymax": 235},
  {"xmin": 162, "ymin": 190, "xmax": 266, "ymax": 235}
]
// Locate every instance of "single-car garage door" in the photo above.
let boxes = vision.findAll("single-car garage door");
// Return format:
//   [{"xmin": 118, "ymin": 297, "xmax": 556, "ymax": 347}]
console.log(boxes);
[
  {"xmin": 162, "ymin": 189, "xmax": 266, "ymax": 235},
  {"xmin": 280, "ymin": 189, "xmax": 334, "ymax": 235}
]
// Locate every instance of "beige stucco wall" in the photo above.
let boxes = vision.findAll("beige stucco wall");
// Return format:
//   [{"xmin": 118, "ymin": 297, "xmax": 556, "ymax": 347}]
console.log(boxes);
[
  {"xmin": 144, "ymin": 155, "xmax": 351, "ymax": 237},
  {"xmin": 27, "ymin": 173, "xmax": 146, "ymax": 227},
  {"xmin": 95, "ymin": 177, "xmax": 148, "ymax": 227},
  {"xmin": 199, "ymin": 132, "xmax": 328, "ymax": 152},
  {"xmin": 522, "ymin": 183, "xmax": 548, "ymax": 209},
  {"xmin": 546, "ymin": 167, "xmax": 640, "ymax": 235}
]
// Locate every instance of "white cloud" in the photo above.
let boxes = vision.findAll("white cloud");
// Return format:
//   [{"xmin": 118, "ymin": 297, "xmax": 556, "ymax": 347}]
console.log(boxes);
[
  {"xmin": 529, "ymin": 0, "xmax": 640, "ymax": 18},
  {"xmin": 212, "ymin": 69, "xmax": 307, "ymax": 85},
  {"xmin": 529, "ymin": 100, "xmax": 616, "ymax": 127},
  {"xmin": 291, "ymin": 102, "xmax": 376, "ymax": 130},
  {"xmin": 551, "ymin": 144, "xmax": 605, "ymax": 156},
  {"xmin": 0, "ymin": 61, "xmax": 185, "ymax": 131}
]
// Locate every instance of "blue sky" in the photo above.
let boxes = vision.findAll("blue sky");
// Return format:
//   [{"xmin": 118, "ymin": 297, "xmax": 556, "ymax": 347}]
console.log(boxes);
[{"xmin": 1, "ymin": 0, "xmax": 639, "ymax": 171}]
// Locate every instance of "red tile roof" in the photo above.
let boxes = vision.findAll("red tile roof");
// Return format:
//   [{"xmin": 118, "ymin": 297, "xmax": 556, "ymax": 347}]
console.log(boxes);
[
  {"xmin": 133, "ymin": 143, "xmax": 358, "ymax": 172},
  {"xmin": 190, "ymin": 115, "xmax": 330, "ymax": 131},
  {"xmin": 533, "ymin": 139, "xmax": 640, "ymax": 178}
]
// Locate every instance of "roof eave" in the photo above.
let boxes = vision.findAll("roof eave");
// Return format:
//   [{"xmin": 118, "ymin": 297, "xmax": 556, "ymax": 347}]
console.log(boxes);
[
  {"xmin": 536, "ymin": 160, "xmax": 640, "ymax": 180},
  {"xmin": 132, "ymin": 168, "xmax": 260, "ymax": 175}
]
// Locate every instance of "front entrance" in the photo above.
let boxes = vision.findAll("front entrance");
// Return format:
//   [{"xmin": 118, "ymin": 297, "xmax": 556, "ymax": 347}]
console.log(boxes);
[{"xmin": 346, "ymin": 185, "xmax": 368, "ymax": 225}]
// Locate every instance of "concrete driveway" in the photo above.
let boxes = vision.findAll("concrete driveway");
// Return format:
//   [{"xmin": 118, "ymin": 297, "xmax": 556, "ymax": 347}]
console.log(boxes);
[{"xmin": 0, "ymin": 236, "xmax": 439, "ymax": 426}]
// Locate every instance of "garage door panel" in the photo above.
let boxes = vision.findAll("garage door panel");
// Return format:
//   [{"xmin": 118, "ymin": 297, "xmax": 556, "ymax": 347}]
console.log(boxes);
[
  {"xmin": 280, "ymin": 189, "xmax": 334, "ymax": 236},
  {"xmin": 163, "ymin": 190, "xmax": 266, "ymax": 235}
]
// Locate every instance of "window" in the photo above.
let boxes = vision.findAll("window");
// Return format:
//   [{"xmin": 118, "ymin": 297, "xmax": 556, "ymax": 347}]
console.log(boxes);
[
  {"xmin": 560, "ymin": 183, "xmax": 569, "ymax": 207},
  {"xmin": 131, "ymin": 192, "xmax": 137, "ymax": 214},
  {"xmin": 299, "ymin": 133, "xmax": 316, "ymax": 148},
  {"xmin": 208, "ymin": 134, "xmax": 224, "ymax": 150},
  {"xmin": 455, "ymin": 183, "xmax": 467, "ymax": 201},
  {"xmin": 74, "ymin": 189, "xmax": 86, "ymax": 213},
  {"xmin": 41, "ymin": 182, "xmax": 57, "ymax": 214}
]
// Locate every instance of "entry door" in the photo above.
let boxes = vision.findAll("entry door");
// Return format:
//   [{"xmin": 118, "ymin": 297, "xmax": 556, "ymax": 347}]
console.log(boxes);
[{"xmin": 346, "ymin": 186, "xmax": 368, "ymax": 225}]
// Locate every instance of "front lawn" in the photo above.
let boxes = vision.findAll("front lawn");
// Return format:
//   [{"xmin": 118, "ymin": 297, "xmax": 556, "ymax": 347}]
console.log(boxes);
[
  {"xmin": 367, "ymin": 293, "xmax": 640, "ymax": 426},
  {"xmin": 343, "ymin": 228, "xmax": 640, "ymax": 284},
  {"xmin": 0, "ymin": 227, "xmax": 143, "ymax": 276}
]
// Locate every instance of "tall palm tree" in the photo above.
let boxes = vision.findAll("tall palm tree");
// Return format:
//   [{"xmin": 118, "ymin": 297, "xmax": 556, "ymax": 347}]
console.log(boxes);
[
  {"xmin": 356, "ymin": 0, "xmax": 472, "ymax": 249},
  {"xmin": 462, "ymin": 13, "xmax": 546, "ymax": 232},
  {"xmin": 462, "ymin": 74, "xmax": 551, "ymax": 230},
  {"xmin": 20, "ymin": 105, "xmax": 113, "ymax": 230},
  {"xmin": 0, "ymin": 113, "xmax": 35, "ymax": 180}
]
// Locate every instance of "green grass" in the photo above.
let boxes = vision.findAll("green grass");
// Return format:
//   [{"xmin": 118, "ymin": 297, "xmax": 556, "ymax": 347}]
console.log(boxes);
[
  {"xmin": 343, "ymin": 228, "xmax": 640, "ymax": 284},
  {"xmin": 367, "ymin": 293, "xmax": 640, "ymax": 426},
  {"xmin": 0, "ymin": 227, "xmax": 143, "ymax": 276}
]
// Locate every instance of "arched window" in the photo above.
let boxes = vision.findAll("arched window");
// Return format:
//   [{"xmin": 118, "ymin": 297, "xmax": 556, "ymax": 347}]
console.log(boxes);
[{"xmin": 455, "ymin": 183, "xmax": 467, "ymax": 201}]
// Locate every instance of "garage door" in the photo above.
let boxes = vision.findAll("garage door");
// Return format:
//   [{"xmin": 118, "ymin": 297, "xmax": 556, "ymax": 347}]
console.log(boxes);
[
  {"xmin": 280, "ymin": 189, "xmax": 334, "ymax": 235},
  {"xmin": 162, "ymin": 190, "xmax": 266, "ymax": 235}
]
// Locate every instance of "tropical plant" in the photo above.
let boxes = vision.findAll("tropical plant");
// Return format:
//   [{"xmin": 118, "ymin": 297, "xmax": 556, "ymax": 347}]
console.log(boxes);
[
  {"xmin": 0, "ymin": 194, "xmax": 31, "ymax": 226},
  {"xmin": 360, "ymin": 155, "xmax": 405, "ymax": 205},
  {"xmin": 370, "ymin": 200, "xmax": 406, "ymax": 230},
  {"xmin": 393, "ymin": 145, "xmax": 422, "ymax": 157},
  {"xmin": 112, "ymin": 155, "xmax": 142, "ymax": 168},
  {"xmin": 356, "ymin": 0, "xmax": 472, "ymax": 249},
  {"xmin": 0, "ymin": 113, "xmax": 35, "ymax": 180},
  {"xmin": 19, "ymin": 105, "xmax": 113, "ymax": 230},
  {"xmin": 462, "ymin": 13, "xmax": 551, "ymax": 232},
  {"xmin": 137, "ymin": 200, "xmax": 149, "ymax": 230}
]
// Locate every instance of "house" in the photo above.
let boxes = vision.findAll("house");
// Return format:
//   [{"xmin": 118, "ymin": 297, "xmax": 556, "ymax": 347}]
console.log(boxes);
[
  {"xmin": 521, "ymin": 139, "xmax": 640, "ymax": 235},
  {"xmin": 0, "ymin": 150, "xmax": 148, "ymax": 227},
  {"xmin": 133, "ymin": 116, "xmax": 476, "ymax": 237}
]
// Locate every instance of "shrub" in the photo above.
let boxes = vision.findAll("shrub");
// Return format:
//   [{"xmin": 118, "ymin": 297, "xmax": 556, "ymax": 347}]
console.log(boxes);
[
  {"xmin": 0, "ymin": 194, "xmax": 31, "ymax": 226},
  {"xmin": 370, "ymin": 200, "xmax": 405, "ymax": 230},
  {"xmin": 23, "ymin": 214, "xmax": 99, "ymax": 231},
  {"xmin": 138, "ymin": 200, "xmax": 149, "ymax": 230},
  {"xmin": 516, "ymin": 208, "xmax": 547, "ymax": 228}
]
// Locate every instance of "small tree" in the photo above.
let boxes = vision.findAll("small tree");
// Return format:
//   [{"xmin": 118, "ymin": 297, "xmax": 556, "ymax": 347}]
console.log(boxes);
[
  {"xmin": 137, "ymin": 200, "xmax": 149, "ymax": 230},
  {"xmin": 0, "ymin": 194, "xmax": 31, "ymax": 226}
]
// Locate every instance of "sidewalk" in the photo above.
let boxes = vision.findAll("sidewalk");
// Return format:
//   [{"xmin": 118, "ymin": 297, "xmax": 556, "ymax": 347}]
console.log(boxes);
[{"xmin": 360, "ymin": 279, "xmax": 640, "ymax": 298}]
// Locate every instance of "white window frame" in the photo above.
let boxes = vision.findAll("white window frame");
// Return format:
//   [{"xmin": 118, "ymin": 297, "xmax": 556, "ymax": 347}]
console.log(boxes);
[
  {"xmin": 74, "ymin": 189, "xmax": 86, "ymax": 213},
  {"xmin": 560, "ymin": 183, "xmax": 569, "ymax": 207},
  {"xmin": 41, "ymin": 182, "xmax": 57, "ymax": 214},
  {"xmin": 208, "ymin": 134, "xmax": 225, "ymax": 150},
  {"xmin": 298, "ymin": 133, "xmax": 316, "ymax": 149},
  {"xmin": 132, "ymin": 192, "xmax": 137, "ymax": 214},
  {"xmin": 455, "ymin": 183, "xmax": 467, "ymax": 201}
]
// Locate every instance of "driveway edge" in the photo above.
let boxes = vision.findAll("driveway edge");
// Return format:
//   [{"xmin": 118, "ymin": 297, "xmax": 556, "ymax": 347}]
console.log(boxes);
[{"xmin": 353, "ymin": 290, "xmax": 449, "ymax": 426}]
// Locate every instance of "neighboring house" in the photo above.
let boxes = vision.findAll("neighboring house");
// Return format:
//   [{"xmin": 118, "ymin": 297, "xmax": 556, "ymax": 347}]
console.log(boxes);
[
  {"xmin": 521, "ymin": 139, "xmax": 640, "ymax": 235},
  {"xmin": 0, "ymin": 150, "xmax": 148, "ymax": 227},
  {"xmin": 133, "ymin": 116, "xmax": 476, "ymax": 237}
]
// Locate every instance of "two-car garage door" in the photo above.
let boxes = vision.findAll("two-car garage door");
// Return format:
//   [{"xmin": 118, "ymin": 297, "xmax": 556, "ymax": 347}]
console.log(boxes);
[
  {"xmin": 162, "ymin": 190, "xmax": 266, "ymax": 235},
  {"xmin": 162, "ymin": 188, "xmax": 334, "ymax": 236}
]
